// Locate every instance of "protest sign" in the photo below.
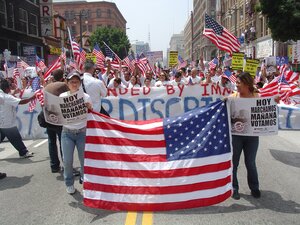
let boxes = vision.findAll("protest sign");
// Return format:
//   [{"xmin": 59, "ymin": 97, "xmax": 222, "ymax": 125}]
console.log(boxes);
[
  {"xmin": 229, "ymin": 97, "xmax": 278, "ymax": 136},
  {"xmin": 43, "ymin": 90, "xmax": 88, "ymax": 125},
  {"xmin": 244, "ymin": 59, "xmax": 260, "ymax": 77},
  {"xmin": 231, "ymin": 52, "xmax": 244, "ymax": 70}
]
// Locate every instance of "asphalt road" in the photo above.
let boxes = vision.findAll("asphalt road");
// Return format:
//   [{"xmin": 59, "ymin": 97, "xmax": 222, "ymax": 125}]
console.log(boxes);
[{"xmin": 0, "ymin": 130, "xmax": 299, "ymax": 225}]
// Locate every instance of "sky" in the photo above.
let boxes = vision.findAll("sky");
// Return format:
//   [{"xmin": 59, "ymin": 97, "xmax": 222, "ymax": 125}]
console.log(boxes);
[{"xmin": 53, "ymin": 0, "xmax": 193, "ymax": 57}]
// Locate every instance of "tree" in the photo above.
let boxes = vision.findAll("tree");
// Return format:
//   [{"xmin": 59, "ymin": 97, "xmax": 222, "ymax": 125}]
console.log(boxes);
[
  {"xmin": 89, "ymin": 27, "xmax": 131, "ymax": 59},
  {"xmin": 257, "ymin": 0, "xmax": 300, "ymax": 41}
]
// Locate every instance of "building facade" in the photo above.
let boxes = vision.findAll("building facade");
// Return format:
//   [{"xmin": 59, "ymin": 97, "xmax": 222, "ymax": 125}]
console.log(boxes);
[
  {"xmin": 130, "ymin": 41, "xmax": 150, "ymax": 57},
  {"xmin": 0, "ymin": 0, "xmax": 44, "ymax": 64},
  {"xmin": 167, "ymin": 32, "xmax": 185, "ymax": 67},
  {"xmin": 53, "ymin": 0, "xmax": 126, "ymax": 44},
  {"xmin": 183, "ymin": 12, "xmax": 193, "ymax": 61},
  {"xmin": 192, "ymin": 0, "xmax": 217, "ymax": 61}
]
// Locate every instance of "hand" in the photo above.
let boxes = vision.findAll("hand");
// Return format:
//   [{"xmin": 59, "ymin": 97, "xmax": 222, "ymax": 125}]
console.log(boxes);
[{"xmin": 85, "ymin": 102, "xmax": 93, "ymax": 110}]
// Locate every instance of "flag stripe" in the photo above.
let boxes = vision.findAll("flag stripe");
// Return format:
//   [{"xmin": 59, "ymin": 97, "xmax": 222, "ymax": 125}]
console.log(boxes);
[
  {"xmin": 84, "ymin": 190, "xmax": 231, "ymax": 211},
  {"xmin": 84, "ymin": 169, "xmax": 231, "ymax": 187},
  {"xmin": 84, "ymin": 176, "xmax": 231, "ymax": 194},
  {"xmin": 84, "ymin": 161, "xmax": 231, "ymax": 178}
]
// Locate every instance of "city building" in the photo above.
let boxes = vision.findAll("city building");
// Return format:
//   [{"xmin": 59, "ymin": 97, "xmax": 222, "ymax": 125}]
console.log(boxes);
[
  {"xmin": 53, "ymin": 0, "xmax": 126, "ymax": 48},
  {"xmin": 183, "ymin": 12, "xmax": 193, "ymax": 61},
  {"xmin": 130, "ymin": 41, "xmax": 150, "ymax": 57},
  {"xmin": 192, "ymin": 0, "xmax": 217, "ymax": 61},
  {"xmin": 167, "ymin": 32, "xmax": 185, "ymax": 66},
  {"xmin": 0, "ymin": 0, "xmax": 44, "ymax": 65}
]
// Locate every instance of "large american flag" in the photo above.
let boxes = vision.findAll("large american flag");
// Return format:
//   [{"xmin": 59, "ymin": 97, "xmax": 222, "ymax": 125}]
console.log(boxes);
[
  {"xmin": 83, "ymin": 100, "xmax": 232, "ymax": 211},
  {"xmin": 203, "ymin": 14, "xmax": 240, "ymax": 54},
  {"xmin": 92, "ymin": 43, "xmax": 105, "ymax": 69}
]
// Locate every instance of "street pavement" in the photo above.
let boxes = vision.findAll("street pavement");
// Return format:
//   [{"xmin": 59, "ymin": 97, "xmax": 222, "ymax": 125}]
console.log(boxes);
[{"xmin": 0, "ymin": 130, "xmax": 299, "ymax": 225}]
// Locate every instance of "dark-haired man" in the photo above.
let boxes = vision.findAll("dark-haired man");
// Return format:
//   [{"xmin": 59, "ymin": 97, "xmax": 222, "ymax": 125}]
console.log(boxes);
[{"xmin": 0, "ymin": 79, "xmax": 35, "ymax": 158}]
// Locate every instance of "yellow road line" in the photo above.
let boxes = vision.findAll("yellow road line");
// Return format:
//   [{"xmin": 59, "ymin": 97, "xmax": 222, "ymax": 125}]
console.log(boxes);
[
  {"xmin": 125, "ymin": 211, "xmax": 137, "ymax": 225},
  {"xmin": 142, "ymin": 212, "xmax": 153, "ymax": 225}
]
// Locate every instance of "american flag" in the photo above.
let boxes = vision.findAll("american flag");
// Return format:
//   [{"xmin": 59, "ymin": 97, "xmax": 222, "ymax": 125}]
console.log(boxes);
[
  {"xmin": 208, "ymin": 58, "xmax": 219, "ymax": 70},
  {"xmin": 31, "ymin": 77, "xmax": 41, "ymax": 92},
  {"xmin": 259, "ymin": 74, "xmax": 295, "ymax": 104},
  {"xmin": 203, "ymin": 14, "xmax": 240, "ymax": 54},
  {"xmin": 123, "ymin": 53, "xmax": 135, "ymax": 72},
  {"xmin": 17, "ymin": 58, "xmax": 29, "ymax": 70},
  {"xmin": 13, "ymin": 68, "xmax": 20, "ymax": 86},
  {"xmin": 223, "ymin": 68, "xmax": 236, "ymax": 83},
  {"xmin": 44, "ymin": 57, "xmax": 62, "ymax": 80},
  {"xmin": 36, "ymin": 55, "xmax": 47, "ymax": 71},
  {"xmin": 83, "ymin": 100, "xmax": 232, "ymax": 211},
  {"xmin": 103, "ymin": 41, "xmax": 121, "ymax": 64},
  {"xmin": 80, "ymin": 48, "xmax": 86, "ymax": 62},
  {"xmin": 177, "ymin": 55, "xmax": 187, "ymax": 69},
  {"xmin": 93, "ymin": 43, "xmax": 105, "ymax": 69}
]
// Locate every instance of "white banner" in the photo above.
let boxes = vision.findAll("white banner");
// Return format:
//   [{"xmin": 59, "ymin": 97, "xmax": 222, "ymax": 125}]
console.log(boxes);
[
  {"xmin": 102, "ymin": 84, "xmax": 233, "ymax": 120},
  {"xmin": 229, "ymin": 97, "xmax": 278, "ymax": 136},
  {"xmin": 43, "ymin": 90, "xmax": 88, "ymax": 125}
]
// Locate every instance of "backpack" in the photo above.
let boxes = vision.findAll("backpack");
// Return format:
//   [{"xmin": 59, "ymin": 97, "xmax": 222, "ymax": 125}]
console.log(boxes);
[{"xmin": 37, "ymin": 110, "xmax": 61, "ymax": 128}]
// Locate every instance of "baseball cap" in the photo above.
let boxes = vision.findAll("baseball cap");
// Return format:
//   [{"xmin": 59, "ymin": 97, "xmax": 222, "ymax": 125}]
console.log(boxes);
[{"xmin": 66, "ymin": 71, "xmax": 81, "ymax": 80}]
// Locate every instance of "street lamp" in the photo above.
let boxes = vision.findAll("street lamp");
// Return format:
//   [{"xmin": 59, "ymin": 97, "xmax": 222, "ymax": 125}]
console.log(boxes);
[{"xmin": 73, "ymin": 10, "xmax": 88, "ymax": 48}]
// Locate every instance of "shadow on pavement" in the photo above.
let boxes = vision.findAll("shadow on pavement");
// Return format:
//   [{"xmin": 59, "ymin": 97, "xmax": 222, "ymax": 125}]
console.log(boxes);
[
  {"xmin": 0, "ymin": 175, "xmax": 33, "ymax": 191},
  {"xmin": 0, "ymin": 157, "xmax": 48, "ymax": 165},
  {"xmin": 164, "ymin": 190, "xmax": 300, "ymax": 215},
  {"xmin": 68, "ymin": 191, "xmax": 116, "ymax": 223},
  {"xmin": 270, "ymin": 149, "xmax": 300, "ymax": 168},
  {"xmin": 243, "ymin": 190, "xmax": 300, "ymax": 213}
]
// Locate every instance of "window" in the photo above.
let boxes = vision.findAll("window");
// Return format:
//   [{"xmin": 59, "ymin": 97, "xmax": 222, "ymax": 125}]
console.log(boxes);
[
  {"xmin": 87, "ymin": 9, "xmax": 91, "ymax": 19},
  {"xmin": 64, "ymin": 11, "xmax": 69, "ymax": 20},
  {"xmin": 88, "ymin": 25, "xmax": 92, "ymax": 32},
  {"xmin": 29, "ymin": 13, "xmax": 38, "ymax": 36},
  {"xmin": 96, "ymin": 9, "xmax": 101, "ymax": 18},
  {"xmin": 19, "ymin": 8, "xmax": 28, "ymax": 33},
  {"xmin": 107, "ymin": 9, "xmax": 111, "ymax": 18},
  {"xmin": 0, "ymin": 0, "xmax": 7, "ymax": 27},
  {"xmin": 28, "ymin": 0, "xmax": 37, "ymax": 4},
  {"xmin": 71, "ymin": 25, "xmax": 76, "ymax": 35},
  {"xmin": 7, "ymin": 3, "xmax": 14, "ymax": 29}
]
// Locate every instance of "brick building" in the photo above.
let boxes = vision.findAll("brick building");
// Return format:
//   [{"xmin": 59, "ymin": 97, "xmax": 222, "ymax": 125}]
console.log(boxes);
[
  {"xmin": 0, "ymin": 0, "xmax": 44, "ymax": 63},
  {"xmin": 53, "ymin": 0, "xmax": 126, "ymax": 45}
]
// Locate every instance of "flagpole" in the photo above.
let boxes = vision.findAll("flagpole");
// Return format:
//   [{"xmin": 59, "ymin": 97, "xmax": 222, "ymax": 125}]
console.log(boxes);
[
  {"xmin": 67, "ymin": 27, "xmax": 74, "ymax": 60},
  {"xmin": 102, "ymin": 41, "xmax": 120, "ymax": 59}
]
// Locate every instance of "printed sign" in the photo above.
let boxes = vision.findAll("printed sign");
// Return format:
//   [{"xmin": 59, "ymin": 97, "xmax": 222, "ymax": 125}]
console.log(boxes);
[
  {"xmin": 231, "ymin": 52, "xmax": 244, "ymax": 70},
  {"xmin": 244, "ymin": 59, "xmax": 260, "ymax": 77},
  {"xmin": 24, "ymin": 67, "xmax": 38, "ymax": 78},
  {"xmin": 43, "ymin": 90, "xmax": 88, "ymax": 125},
  {"xmin": 169, "ymin": 51, "xmax": 178, "ymax": 67},
  {"xmin": 229, "ymin": 97, "xmax": 278, "ymax": 136}
]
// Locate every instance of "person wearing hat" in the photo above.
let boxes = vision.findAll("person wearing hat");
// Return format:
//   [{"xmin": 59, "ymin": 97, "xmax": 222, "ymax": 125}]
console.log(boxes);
[{"xmin": 59, "ymin": 71, "xmax": 92, "ymax": 194}]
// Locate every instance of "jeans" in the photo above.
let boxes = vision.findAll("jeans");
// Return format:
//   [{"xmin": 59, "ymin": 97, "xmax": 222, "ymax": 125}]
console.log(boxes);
[
  {"xmin": 232, "ymin": 135, "xmax": 259, "ymax": 191},
  {"xmin": 46, "ymin": 126, "xmax": 62, "ymax": 170},
  {"xmin": 61, "ymin": 127, "xmax": 86, "ymax": 187},
  {"xmin": 0, "ymin": 127, "xmax": 28, "ymax": 156}
]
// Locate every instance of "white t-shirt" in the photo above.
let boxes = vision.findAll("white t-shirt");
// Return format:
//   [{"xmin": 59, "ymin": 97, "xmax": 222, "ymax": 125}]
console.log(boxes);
[
  {"xmin": 83, "ymin": 73, "xmax": 107, "ymax": 112},
  {"xmin": 0, "ymin": 90, "xmax": 20, "ymax": 128},
  {"xmin": 59, "ymin": 91, "xmax": 92, "ymax": 130}
]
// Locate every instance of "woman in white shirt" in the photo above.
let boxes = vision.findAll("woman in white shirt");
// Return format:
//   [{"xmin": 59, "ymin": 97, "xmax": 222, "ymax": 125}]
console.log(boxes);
[
  {"xmin": 59, "ymin": 71, "xmax": 92, "ymax": 195},
  {"xmin": 155, "ymin": 72, "xmax": 170, "ymax": 87}
]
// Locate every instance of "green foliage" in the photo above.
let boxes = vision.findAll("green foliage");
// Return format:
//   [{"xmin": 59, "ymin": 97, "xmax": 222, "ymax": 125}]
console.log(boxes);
[
  {"xmin": 258, "ymin": 0, "xmax": 300, "ymax": 41},
  {"xmin": 90, "ymin": 27, "xmax": 131, "ymax": 59}
]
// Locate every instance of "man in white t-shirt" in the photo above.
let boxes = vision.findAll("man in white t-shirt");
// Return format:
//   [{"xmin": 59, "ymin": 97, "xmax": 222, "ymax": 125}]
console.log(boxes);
[
  {"xmin": 82, "ymin": 60, "xmax": 108, "ymax": 114},
  {"xmin": 0, "ymin": 79, "xmax": 35, "ymax": 158}
]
